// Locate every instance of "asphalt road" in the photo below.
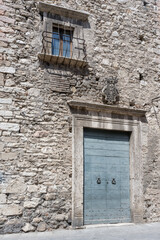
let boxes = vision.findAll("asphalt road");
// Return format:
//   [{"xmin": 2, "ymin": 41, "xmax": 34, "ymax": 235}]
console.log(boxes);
[{"xmin": 0, "ymin": 222, "xmax": 160, "ymax": 240}]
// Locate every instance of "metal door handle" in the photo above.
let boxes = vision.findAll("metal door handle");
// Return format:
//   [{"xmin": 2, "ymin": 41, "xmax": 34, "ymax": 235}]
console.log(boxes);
[
  {"xmin": 97, "ymin": 178, "xmax": 101, "ymax": 184},
  {"xmin": 112, "ymin": 178, "xmax": 116, "ymax": 185}
]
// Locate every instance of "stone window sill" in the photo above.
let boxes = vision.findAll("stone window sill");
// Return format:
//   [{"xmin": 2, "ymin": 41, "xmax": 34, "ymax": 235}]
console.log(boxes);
[{"xmin": 38, "ymin": 53, "xmax": 88, "ymax": 68}]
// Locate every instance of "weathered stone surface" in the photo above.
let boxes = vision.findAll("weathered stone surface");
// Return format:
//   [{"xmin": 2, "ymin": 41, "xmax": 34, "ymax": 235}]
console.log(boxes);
[
  {"xmin": 0, "ymin": 36, "xmax": 14, "ymax": 43},
  {"xmin": 22, "ymin": 223, "xmax": 35, "ymax": 232},
  {"xmin": 44, "ymin": 193, "xmax": 56, "ymax": 201},
  {"xmin": 21, "ymin": 172, "xmax": 36, "ymax": 177},
  {"xmin": 0, "ymin": 142, "xmax": 4, "ymax": 151},
  {"xmin": 0, "ymin": 67, "xmax": 15, "ymax": 74},
  {"xmin": 0, "ymin": 123, "xmax": 19, "ymax": 132},
  {"xmin": 16, "ymin": 40, "xmax": 25, "ymax": 45},
  {"xmin": 0, "ymin": 47, "xmax": 15, "ymax": 54},
  {"xmin": 101, "ymin": 59, "xmax": 110, "ymax": 66},
  {"xmin": 0, "ymin": 4, "xmax": 12, "ymax": 11},
  {"xmin": 2, "ymin": 205, "xmax": 23, "ymax": 216},
  {"xmin": 0, "ymin": 194, "xmax": 6, "ymax": 204},
  {"xmin": 28, "ymin": 88, "xmax": 40, "ymax": 97},
  {"xmin": 1, "ymin": 152, "xmax": 18, "ymax": 160},
  {"xmin": 32, "ymin": 217, "xmax": 43, "ymax": 223},
  {"xmin": 3, "ymin": 219, "xmax": 23, "ymax": 234},
  {"xmin": 0, "ymin": 73, "xmax": 4, "ymax": 86},
  {"xmin": 0, "ymin": 98, "xmax": 12, "ymax": 104},
  {"xmin": 0, "ymin": 16, "xmax": 15, "ymax": 24},
  {"xmin": 37, "ymin": 222, "xmax": 46, "ymax": 232},
  {"xmin": 19, "ymin": 59, "xmax": 31, "ymax": 65},
  {"xmin": 41, "ymin": 147, "xmax": 53, "ymax": 154},
  {"xmin": 0, "ymin": 110, "xmax": 12, "ymax": 117},
  {"xmin": 0, "ymin": 217, "xmax": 7, "ymax": 225},
  {"xmin": 0, "ymin": 27, "xmax": 14, "ymax": 33},
  {"xmin": 116, "ymin": 0, "xmax": 128, "ymax": 3},
  {"xmin": 24, "ymin": 199, "xmax": 39, "ymax": 208},
  {"xmin": 0, "ymin": 0, "xmax": 159, "ymax": 235},
  {"xmin": 6, "ymin": 178, "xmax": 26, "ymax": 193},
  {"xmin": 56, "ymin": 214, "xmax": 66, "ymax": 222},
  {"xmin": 27, "ymin": 185, "xmax": 38, "ymax": 193},
  {"xmin": 33, "ymin": 131, "xmax": 49, "ymax": 138},
  {"xmin": 39, "ymin": 186, "xmax": 47, "ymax": 194},
  {"xmin": 5, "ymin": 79, "xmax": 15, "ymax": 87}
]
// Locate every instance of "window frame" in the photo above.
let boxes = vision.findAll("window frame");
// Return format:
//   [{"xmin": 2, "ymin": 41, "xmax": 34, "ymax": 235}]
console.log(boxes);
[{"xmin": 52, "ymin": 25, "xmax": 73, "ymax": 58}]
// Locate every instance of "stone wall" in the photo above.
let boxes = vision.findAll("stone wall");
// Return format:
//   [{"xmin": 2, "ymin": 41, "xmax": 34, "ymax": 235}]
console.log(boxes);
[{"xmin": 0, "ymin": 0, "xmax": 160, "ymax": 234}]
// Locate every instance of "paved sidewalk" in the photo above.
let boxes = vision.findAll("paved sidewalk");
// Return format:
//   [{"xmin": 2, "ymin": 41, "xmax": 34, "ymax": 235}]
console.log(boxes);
[{"xmin": 0, "ymin": 222, "xmax": 160, "ymax": 240}]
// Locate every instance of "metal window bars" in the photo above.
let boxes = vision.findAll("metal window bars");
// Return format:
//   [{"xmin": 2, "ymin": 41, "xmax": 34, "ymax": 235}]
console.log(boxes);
[{"xmin": 40, "ymin": 29, "xmax": 87, "ymax": 68}]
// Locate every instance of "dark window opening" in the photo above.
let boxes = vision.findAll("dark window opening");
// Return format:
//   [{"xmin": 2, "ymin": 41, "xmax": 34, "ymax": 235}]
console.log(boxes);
[{"xmin": 52, "ymin": 27, "xmax": 73, "ymax": 58}]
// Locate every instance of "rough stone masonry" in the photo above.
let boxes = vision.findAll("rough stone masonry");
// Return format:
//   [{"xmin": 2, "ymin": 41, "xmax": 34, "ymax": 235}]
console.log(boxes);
[{"xmin": 0, "ymin": 0, "xmax": 160, "ymax": 234}]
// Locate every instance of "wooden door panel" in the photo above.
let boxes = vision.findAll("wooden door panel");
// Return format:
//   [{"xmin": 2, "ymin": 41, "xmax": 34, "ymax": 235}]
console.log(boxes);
[{"xmin": 84, "ymin": 128, "xmax": 131, "ymax": 224}]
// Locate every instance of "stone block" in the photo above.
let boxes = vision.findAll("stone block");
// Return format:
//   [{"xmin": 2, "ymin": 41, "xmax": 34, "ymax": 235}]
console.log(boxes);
[
  {"xmin": 0, "ymin": 41, "xmax": 8, "ymax": 47},
  {"xmin": 27, "ymin": 185, "xmax": 38, "ymax": 193},
  {"xmin": 22, "ymin": 223, "xmax": 35, "ymax": 232},
  {"xmin": 0, "ymin": 21, "xmax": 4, "ymax": 26},
  {"xmin": 37, "ymin": 222, "xmax": 46, "ymax": 232},
  {"xmin": 112, "ymin": 31, "xmax": 119, "ymax": 37},
  {"xmin": 6, "ymin": 178, "xmax": 26, "ymax": 193},
  {"xmin": 39, "ymin": 186, "xmax": 47, "ymax": 193},
  {"xmin": 0, "ymin": 10, "xmax": 4, "ymax": 15},
  {"xmin": 5, "ymin": 79, "xmax": 15, "ymax": 87},
  {"xmin": 28, "ymin": 88, "xmax": 40, "ymax": 97},
  {"xmin": 2, "ymin": 205, "xmax": 23, "ymax": 216},
  {"xmin": 19, "ymin": 59, "xmax": 31, "ymax": 65},
  {"xmin": 0, "ymin": 16, "xmax": 15, "ymax": 24},
  {"xmin": 21, "ymin": 172, "xmax": 36, "ymax": 177},
  {"xmin": 0, "ymin": 142, "xmax": 4, "ymax": 151},
  {"xmin": 33, "ymin": 131, "xmax": 49, "ymax": 138},
  {"xmin": 0, "ymin": 110, "xmax": 12, "ymax": 117},
  {"xmin": 56, "ymin": 214, "xmax": 66, "ymax": 221},
  {"xmin": 0, "ymin": 27, "xmax": 14, "ymax": 33},
  {"xmin": 0, "ymin": 217, "xmax": 7, "ymax": 225},
  {"xmin": 0, "ymin": 47, "xmax": 15, "ymax": 54},
  {"xmin": 3, "ymin": 219, "xmax": 23, "ymax": 233},
  {"xmin": 101, "ymin": 59, "xmax": 110, "ymax": 66},
  {"xmin": 0, "ymin": 122, "xmax": 19, "ymax": 131},
  {"xmin": 24, "ymin": 199, "xmax": 39, "ymax": 208},
  {"xmin": 0, "ymin": 5, "xmax": 12, "ymax": 11},
  {"xmin": 0, "ymin": 31, "xmax": 5, "ymax": 36},
  {"xmin": 32, "ymin": 217, "xmax": 43, "ymax": 223},
  {"xmin": 1, "ymin": 152, "xmax": 18, "ymax": 160},
  {"xmin": 44, "ymin": 193, "xmax": 56, "ymax": 201},
  {"xmin": 41, "ymin": 147, "xmax": 53, "ymax": 154},
  {"xmin": 0, "ymin": 194, "xmax": 6, "ymax": 204},
  {"xmin": 0, "ymin": 98, "xmax": 12, "ymax": 104},
  {"xmin": 16, "ymin": 40, "xmax": 25, "ymax": 45},
  {"xmin": 117, "ymin": 0, "xmax": 128, "ymax": 3},
  {"xmin": 0, "ymin": 66, "xmax": 15, "ymax": 74},
  {"xmin": 0, "ymin": 73, "xmax": 4, "ymax": 86},
  {"xmin": 0, "ymin": 36, "xmax": 14, "ymax": 43}
]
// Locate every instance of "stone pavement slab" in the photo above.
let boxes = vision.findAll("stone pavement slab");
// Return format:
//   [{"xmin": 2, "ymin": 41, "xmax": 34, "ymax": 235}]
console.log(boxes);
[{"xmin": 0, "ymin": 223, "xmax": 160, "ymax": 240}]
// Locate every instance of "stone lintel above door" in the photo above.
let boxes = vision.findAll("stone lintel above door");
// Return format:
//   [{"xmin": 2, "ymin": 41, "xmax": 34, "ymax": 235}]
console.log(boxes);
[{"xmin": 68, "ymin": 100, "xmax": 146, "ymax": 118}]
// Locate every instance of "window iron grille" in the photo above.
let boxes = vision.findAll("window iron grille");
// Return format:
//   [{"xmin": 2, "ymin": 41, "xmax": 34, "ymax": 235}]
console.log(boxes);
[{"xmin": 40, "ymin": 29, "xmax": 87, "ymax": 68}]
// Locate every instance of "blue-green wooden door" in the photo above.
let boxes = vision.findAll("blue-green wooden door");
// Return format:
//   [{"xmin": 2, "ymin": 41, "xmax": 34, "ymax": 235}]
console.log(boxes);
[{"xmin": 84, "ymin": 128, "xmax": 131, "ymax": 224}]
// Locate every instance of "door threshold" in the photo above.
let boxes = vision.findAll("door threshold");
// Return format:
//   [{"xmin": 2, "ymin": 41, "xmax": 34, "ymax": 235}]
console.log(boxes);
[{"xmin": 85, "ymin": 223, "xmax": 134, "ymax": 229}]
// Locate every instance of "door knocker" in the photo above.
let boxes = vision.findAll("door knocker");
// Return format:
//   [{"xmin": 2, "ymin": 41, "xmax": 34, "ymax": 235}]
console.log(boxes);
[
  {"xmin": 112, "ymin": 178, "xmax": 116, "ymax": 185},
  {"xmin": 97, "ymin": 178, "xmax": 101, "ymax": 184}
]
